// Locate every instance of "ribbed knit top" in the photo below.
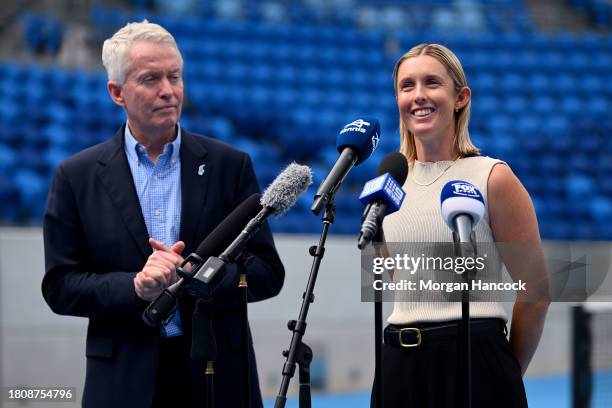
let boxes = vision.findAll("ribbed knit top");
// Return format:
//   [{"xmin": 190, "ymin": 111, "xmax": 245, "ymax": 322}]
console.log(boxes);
[{"xmin": 383, "ymin": 155, "xmax": 508, "ymax": 324}]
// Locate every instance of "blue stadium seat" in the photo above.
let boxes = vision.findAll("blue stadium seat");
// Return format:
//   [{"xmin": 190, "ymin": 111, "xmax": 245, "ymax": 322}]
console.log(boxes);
[
  {"xmin": 42, "ymin": 123, "xmax": 71, "ymax": 147},
  {"xmin": 539, "ymin": 51, "xmax": 564, "ymax": 72},
  {"xmin": 42, "ymin": 146, "xmax": 69, "ymax": 170},
  {"xmin": 592, "ymin": 51, "xmax": 612, "ymax": 73},
  {"xmin": 516, "ymin": 114, "xmax": 542, "ymax": 140},
  {"xmin": 567, "ymin": 173, "xmax": 595, "ymax": 197},
  {"xmin": 206, "ymin": 116, "xmax": 236, "ymax": 142},
  {"xmin": 249, "ymin": 86, "xmax": 275, "ymax": 109},
  {"xmin": 470, "ymin": 70, "xmax": 499, "ymax": 97},
  {"xmin": 0, "ymin": 171, "xmax": 20, "ymax": 220},
  {"xmin": 14, "ymin": 168, "xmax": 48, "ymax": 217},
  {"xmin": 44, "ymin": 102, "xmax": 72, "ymax": 125},
  {"xmin": 499, "ymin": 73, "xmax": 523, "ymax": 92},
  {"xmin": 533, "ymin": 96, "xmax": 555, "ymax": 114},
  {"xmin": 491, "ymin": 50, "xmax": 518, "ymax": 72},
  {"xmin": 539, "ymin": 155, "xmax": 563, "ymax": 173},
  {"xmin": 526, "ymin": 73, "xmax": 550, "ymax": 93},
  {"xmin": 590, "ymin": 196, "xmax": 612, "ymax": 221},
  {"xmin": 567, "ymin": 51, "xmax": 590, "ymax": 73},
  {"xmin": 0, "ymin": 97, "xmax": 21, "ymax": 124},
  {"xmin": 543, "ymin": 114, "xmax": 570, "ymax": 136},
  {"xmin": 473, "ymin": 95, "xmax": 499, "ymax": 115},
  {"xmin": 553, "ymin": 73, "xmax": 577, "ymax": 97},
  {"xmin": 559, "ymin": 95, "xmax": 587, "ymax": 116},
  {"xmin": 505, "ymin": 96, "xmax": 527, "ymax": 114},
  {"xmin": 588, "ymin": 96, "xmax": 608, "ymax": 116},
  {"xmin": 570, "ymin": 154, "xmax": 591, "ymax": 173},
  {"xmin": 487, "ymin": 115, "xmax": 512, "ymax": 134},
  {"xmin": 512, "ymin": 50, "xmax": 539, "ymax": 73},
  {"xmin": 0, "ymin": 143, "xmax": 17, "ymax": 171}
]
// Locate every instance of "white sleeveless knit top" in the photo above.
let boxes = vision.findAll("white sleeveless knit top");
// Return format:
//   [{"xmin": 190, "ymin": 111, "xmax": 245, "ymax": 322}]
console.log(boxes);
[{"xmin": 383, "ymin": 155, "xmax": 508, "ymax": 324}]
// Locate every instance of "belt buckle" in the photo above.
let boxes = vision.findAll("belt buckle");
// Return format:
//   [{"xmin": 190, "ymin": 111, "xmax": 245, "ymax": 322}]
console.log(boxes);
[{"xmin": 398, "ymin": 328, "xmax": 421, "ymax": 348}]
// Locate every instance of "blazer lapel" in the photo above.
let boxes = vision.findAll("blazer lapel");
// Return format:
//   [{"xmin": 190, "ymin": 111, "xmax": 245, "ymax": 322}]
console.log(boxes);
[
  {"xmin": 96, "ymin": 125, "xmax": 151, "ymax": 259},
  {"xmin": 179, "ymin": 130, "xmax": 209, "ymax": 250}
]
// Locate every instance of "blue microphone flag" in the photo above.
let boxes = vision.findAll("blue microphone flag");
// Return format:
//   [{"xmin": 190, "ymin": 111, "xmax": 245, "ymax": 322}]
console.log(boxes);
[
  {"xmin": 359, "ymin": 173, "xmax": 406, "ymax": 215},
  {"xmin": 336, "ymin": 118, "xmax": 380, "ymax": 165}
]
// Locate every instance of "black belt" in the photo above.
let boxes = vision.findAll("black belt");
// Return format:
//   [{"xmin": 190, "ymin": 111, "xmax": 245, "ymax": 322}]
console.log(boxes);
[{"xmin": 384, "ymin": 318, "xmax": 506, "ymax": 348}]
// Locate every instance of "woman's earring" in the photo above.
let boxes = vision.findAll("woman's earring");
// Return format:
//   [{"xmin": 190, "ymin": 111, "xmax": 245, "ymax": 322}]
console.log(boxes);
[{"xmin": 455, "ymin": 106, "xmax": 459, "ymax": 113}]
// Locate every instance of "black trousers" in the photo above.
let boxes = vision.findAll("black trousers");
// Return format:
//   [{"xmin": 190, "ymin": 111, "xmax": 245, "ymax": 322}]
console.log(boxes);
[
  {"xmin": 372, "ymin": 320, "xmax": 528, "ymax": 408},
  {"xmin": 153, "ymin": 336, "xmax": 199, "ymax": 408}
]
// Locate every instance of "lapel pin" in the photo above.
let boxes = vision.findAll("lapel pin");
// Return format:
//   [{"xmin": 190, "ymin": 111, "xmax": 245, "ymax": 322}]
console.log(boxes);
[{"xmin": 198, "ymin": 164, "xmax": 206, "ymax": 176}]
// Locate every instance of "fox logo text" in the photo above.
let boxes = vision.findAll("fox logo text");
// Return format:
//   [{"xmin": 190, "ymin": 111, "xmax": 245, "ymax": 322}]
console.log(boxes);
[{"xmin": 451, "ymin": 182, "xmax": 480, "ymax": 198}]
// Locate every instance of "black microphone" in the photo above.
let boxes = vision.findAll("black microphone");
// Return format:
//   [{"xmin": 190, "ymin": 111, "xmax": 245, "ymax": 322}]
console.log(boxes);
[
  {"xmin": 357, "ymin": 152, "xmax": 408, "ymax": 249},
  {"xmin": 142, "ymin": 193, "xmax": 263, "ymax": 327},
  {"xmin": 191, "ymin": 163, "xmax": 312, "ymax": 289},
  {"xmin": 312, "ymin": 118, "xmax": 380, "ymax": 214}
]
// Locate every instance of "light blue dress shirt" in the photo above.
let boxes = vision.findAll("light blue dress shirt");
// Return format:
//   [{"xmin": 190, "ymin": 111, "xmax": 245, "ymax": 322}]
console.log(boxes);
[{"xmin": 124, "ymin": 123, "xmax": 183, "ymax": 337}]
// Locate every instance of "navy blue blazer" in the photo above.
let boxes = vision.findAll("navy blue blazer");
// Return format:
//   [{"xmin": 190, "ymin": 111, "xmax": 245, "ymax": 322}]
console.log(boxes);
[{"xmin": 42, "ymin": 126, "xmax": 285, "ymax": 407}]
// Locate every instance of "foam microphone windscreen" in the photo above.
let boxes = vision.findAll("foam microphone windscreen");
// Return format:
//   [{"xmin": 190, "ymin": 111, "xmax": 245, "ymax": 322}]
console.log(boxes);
[
  {"xmin": 261, "ymin": 163, "xmax": 312, "ymax": 216},
  {"xmin": 376, "ymin": 152, "xmax": 409, "ymax": 184},
  {"xmin": 195, "ymin": 193, "xmax": 263, "ymax": 259},
  {"xmin": 335, "ymin": 118, "xmax": 380, "ymax": 165}
]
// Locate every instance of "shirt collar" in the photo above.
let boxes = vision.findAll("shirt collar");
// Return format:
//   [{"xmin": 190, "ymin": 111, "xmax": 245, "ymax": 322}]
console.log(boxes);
[{"xmin": 124, "ymin": 122, "xmax": 182, "ymax": 164}]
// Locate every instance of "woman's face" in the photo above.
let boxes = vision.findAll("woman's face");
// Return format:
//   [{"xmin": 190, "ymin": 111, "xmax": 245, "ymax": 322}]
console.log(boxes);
[{"xmin": 396, "ymin": 55, "xmax": 468, "ymax": 145}]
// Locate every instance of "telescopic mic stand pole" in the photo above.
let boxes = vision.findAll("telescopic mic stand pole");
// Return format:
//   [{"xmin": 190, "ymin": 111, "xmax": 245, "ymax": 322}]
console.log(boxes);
[
  {"xmin": 370, "ymin": 232, "xmax": 384, "ymax": 408},
  {"xmin": 452, "ymin": 221, "xmax": 477, "ymax": 408},
  {"xmin": 374, "ymin": 276, "xmax": 383, "ymax": 408},
  {"xmin": 205, "ymin": 361, "xmax": 214, "ymax": 408},
  {"xmin": 274, "ymin": 202, "xmax": 336, "ymax": 408},
  {"xmin": 191, "ymin": 297, "xmax": 216, "ymax": 408},
  {"xmin": 237, "ymin": 255, "xmax": 252, "ymax": 408}
]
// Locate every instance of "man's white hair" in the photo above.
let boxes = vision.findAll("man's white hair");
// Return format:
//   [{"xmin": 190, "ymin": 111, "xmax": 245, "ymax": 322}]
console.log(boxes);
[{"xmin": 101, "ymin": 20, "xmax": 183, "ymax": 85}]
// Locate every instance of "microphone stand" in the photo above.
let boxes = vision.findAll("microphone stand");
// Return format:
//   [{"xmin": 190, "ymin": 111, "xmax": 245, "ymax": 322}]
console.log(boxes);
[
  {"xmin": 191, "ymin": 297, "xmax": 216, "ymax": 408},
  {"xmin": 452, "ymin": 216, "xmax": 477, "ymax": 408},
  {"xmin": 374, "ymin": 271, "xmax": 383, "ymax": 408},
  {"xmin": 370, "ymin": 230, "xmax": 384, "ymax": 408},
  {"xmin": 237, "ymin": 254, "xmax": 252, "ymax": 408},
  {"xmin": 190, "ymin": 255, "xmax": 253, "ymax": 408},
  {"xmin": 274, "ymin": 202, "xmax": 336, "ymax": 408},
  {"xmin": 205, "ymin": 347, "xmax": 215, "ymax": 407}
]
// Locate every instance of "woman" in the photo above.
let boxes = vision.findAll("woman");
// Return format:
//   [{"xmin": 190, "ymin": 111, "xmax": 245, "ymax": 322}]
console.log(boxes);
[{"xmin": 376, "ymin": 43, "xmax": 550, "ymax": 407}]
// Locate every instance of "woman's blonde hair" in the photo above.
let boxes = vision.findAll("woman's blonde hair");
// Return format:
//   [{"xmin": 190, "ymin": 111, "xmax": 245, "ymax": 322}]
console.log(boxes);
[{"xmin": 392, "ymin": 43, "xmax": 479, "ymax": 163}]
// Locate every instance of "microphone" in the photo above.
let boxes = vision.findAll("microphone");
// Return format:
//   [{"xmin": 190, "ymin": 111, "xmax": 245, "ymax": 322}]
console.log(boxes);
[
  {"xmin": 191, "ymin": 163, "xmax": 312, "ymax": 288},
  {"xmin": 440, "ymin": 180, "xmax": 485, "ymax": 269},
  {"xmin": 311, "ymin": 118, "xmax": 380, "ymax": 214},
  {"xmin": 357, "ymin": 152, "xmax": 408, "ymax": 249},
  {"xmin": 142, "ymin": 193, "xmax": 263, "ymax": 327}
]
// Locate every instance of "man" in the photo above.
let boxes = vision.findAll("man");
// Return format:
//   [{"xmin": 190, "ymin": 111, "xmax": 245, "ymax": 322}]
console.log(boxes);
[{"xmin": 41, "ymin": 21, "xmax": 284, "ymax": 408}]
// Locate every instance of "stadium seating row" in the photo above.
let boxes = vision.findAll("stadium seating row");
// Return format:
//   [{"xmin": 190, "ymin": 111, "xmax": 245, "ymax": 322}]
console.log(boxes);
[{"xmin": 2, "ymin": 3, "xmax": 611, "ymax": 239}]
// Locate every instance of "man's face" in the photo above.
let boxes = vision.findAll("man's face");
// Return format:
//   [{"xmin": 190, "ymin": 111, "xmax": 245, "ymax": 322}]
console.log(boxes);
[{"xmin": 110, "ymin": 41, "xmax": 183, "ymax": 138}]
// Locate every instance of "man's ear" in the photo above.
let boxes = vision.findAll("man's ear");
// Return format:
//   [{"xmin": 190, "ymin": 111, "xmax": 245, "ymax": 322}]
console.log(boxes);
[{"xmin": 107, "ymin": 81, "xmax": 125, "ymax": 107}]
